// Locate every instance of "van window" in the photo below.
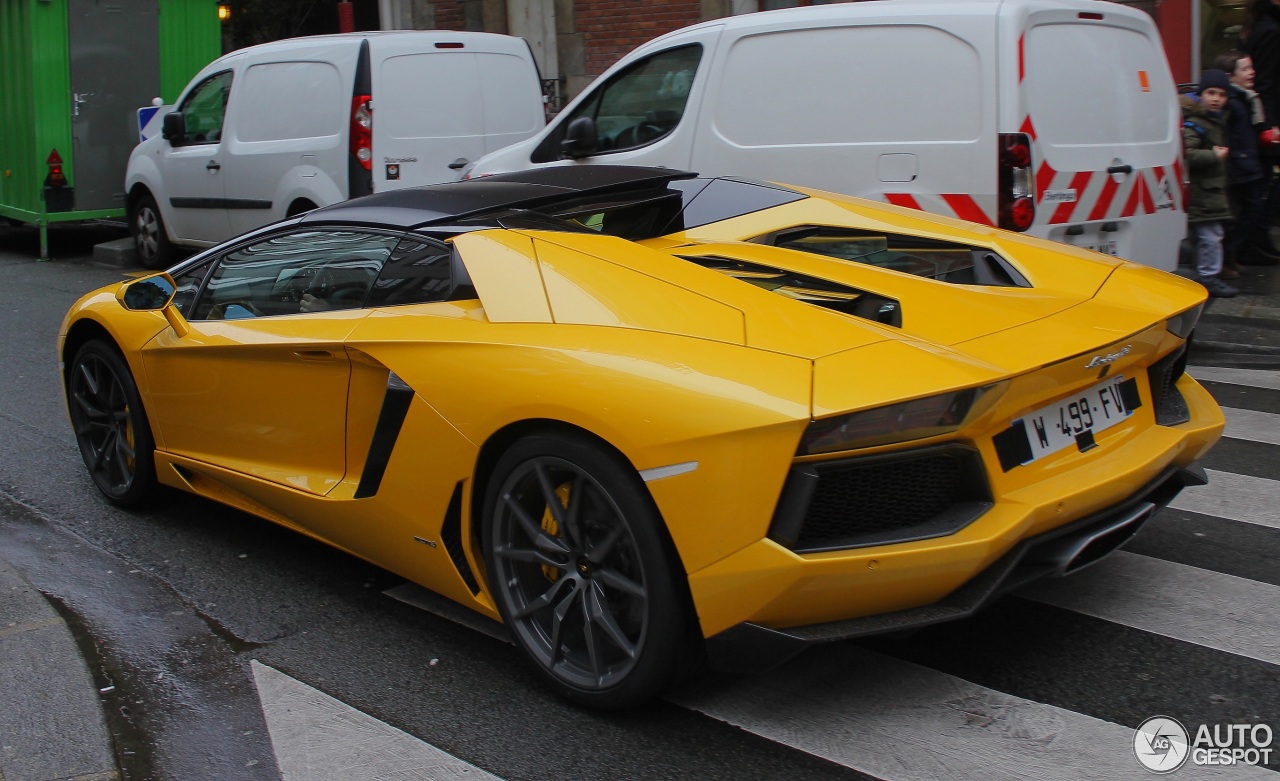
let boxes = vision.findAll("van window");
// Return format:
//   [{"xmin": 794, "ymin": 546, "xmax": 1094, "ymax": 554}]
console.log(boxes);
[
  {"xmin": 714, "ymin": 27, "xmax": 981, "ymax": 145},
  {"xmin": 380, "ymin": 52, "xmax": 542, "ymax": 140},
  {"xmin": 191, "ymin": 230, "xmax": 399, "ymax": 320},
  {"xmin": 235, "ymin": 61, "xmax": 344, "ymax": 142},
  {"xmin": 536, "ymin": 44, "xmax": 702, "ymax": 161},
  {"xmin": 1025, "ymin": 23, "xmax": 1174, "ymax": 148},
  {"xmin": 178, "ymin": 71, "xmax": 232, "ymax": 145}
]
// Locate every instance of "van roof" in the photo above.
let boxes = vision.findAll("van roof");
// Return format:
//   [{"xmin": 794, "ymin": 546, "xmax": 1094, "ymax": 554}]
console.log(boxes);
[
  {"xmin": 211, "ymin": 29, "xmax": 526, "ymax": 64},
  {"xmin": 639, "ymin": 0, "xmax": 1146, "ymax": 47}
]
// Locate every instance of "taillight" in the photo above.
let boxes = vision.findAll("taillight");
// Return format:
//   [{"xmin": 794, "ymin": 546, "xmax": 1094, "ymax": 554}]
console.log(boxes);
[
  {"xmin": 350, "ymin": 95, "xmax": 372, "ymax": 171},
  {"xmin": 45, "ymin": 149, "xmax": 67, "ymax": 188},
  {"xmin": 998, "ymin": 132, "xmax": 1034, "ymax": 231}
]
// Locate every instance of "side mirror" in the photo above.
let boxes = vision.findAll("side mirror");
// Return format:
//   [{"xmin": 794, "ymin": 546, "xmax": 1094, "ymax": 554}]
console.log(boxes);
[
  {"xmin": 161, "ymin": 112, "xmax": 185, "ymax": 144},
  {"xmin": 560, "ymin": 117, "xmax": 598, "ymax": 159},
  {"xmin": 117, "ymin": 273, "xmax": 189, "ymax": 337},
  {"xmin": 118, "ymin": 273, "xmax": 177, "ymax": 311}
]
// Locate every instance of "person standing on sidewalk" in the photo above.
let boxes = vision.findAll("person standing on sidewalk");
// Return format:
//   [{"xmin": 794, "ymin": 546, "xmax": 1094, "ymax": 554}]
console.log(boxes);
[
  {"xmin": 1244, "ymin": 0, "xmax": 1280, "ymax": 250},
  {"xmin": 1182, "ymin": 70, "xmax": 1240, "ymax": 298},
  {"xmin": 1215, "ymin": 52, "xmax": 1270, "ymax": 275}
]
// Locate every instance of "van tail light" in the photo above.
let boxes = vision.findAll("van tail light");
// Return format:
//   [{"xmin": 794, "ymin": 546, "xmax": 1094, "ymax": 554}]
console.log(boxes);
[
  {"xmin": 350, "ymin": 95, "xmax": 373, "ymax": 171},
  {"xmin": 45, "ymin": 149, "xmax": 68, "ymax": 188},
  {"xmin": 998, "ymin": 132, "xmax": 1035, "ymax": 231}
]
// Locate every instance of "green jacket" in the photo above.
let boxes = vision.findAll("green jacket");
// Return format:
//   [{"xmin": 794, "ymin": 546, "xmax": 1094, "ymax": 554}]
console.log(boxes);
[{"xmin": 1181, "ymin": 95, "xmax": 1231, "ymax": 223}]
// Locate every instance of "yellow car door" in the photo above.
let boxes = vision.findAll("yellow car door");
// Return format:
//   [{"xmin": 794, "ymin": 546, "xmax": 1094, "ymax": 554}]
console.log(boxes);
[{"xmin": 140, "ymin": 229, "xmax": 401, "ymax": 495}]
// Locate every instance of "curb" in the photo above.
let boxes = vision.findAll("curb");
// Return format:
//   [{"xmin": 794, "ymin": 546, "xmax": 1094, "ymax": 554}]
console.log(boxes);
[
  {"xmin": 1192, "ymin": 339, "xmax": 1280, "ymax": 355},
  {"xmin": 0, "ymin": 557, "xmax": 119, "ymax": 781}
]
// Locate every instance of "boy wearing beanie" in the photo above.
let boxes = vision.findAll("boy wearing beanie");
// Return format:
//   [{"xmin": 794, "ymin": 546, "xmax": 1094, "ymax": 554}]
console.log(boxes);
[{"xmin": 1182, "ymin": 69, "xmax": 1240, "ymax": 297}]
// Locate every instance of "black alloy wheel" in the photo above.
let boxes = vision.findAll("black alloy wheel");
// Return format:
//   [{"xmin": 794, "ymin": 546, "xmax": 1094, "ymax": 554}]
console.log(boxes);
[
  {"xmin": 68, "ymin": 341, "xmax": 159, "ymax": 507},
  {"xmin": 483, "ymin": 434, "xmax": 695, "ymax": 709},
  {"xmin": 131, "ymin": 192, "xmax": 174, "ymax": 270}
]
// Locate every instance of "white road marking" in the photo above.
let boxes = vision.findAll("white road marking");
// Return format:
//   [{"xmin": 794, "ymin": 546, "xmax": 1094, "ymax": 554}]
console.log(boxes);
[
  {"xmin": 1220, "ymin": 406, "xmax": 1280, "ymax": 446},
  {"xmin": 250, "ymin": 661, "xmax": 499, "ymax": 781},
  {"xmin": 1189, "ymin": 366, "xmax": 1280, "ymax": 391},
  {"xmin": 1168, "ymin": 470, "xmax": 1280, "ymax": 529},
  {"xmin": 675, "ymin": 644, "xmax": 1268, "ymax": 781},
  {"xmin": 1019, "ymin": 551, "xmax": 1280, "ymax": 666}
]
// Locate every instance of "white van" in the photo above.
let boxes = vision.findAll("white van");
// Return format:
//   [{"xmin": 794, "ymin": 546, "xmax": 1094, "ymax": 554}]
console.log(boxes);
[
  {"xmin": 469, "ymin": 0, "xmax": 1185, "ymax": 270},
  {"xmin": 126, "ymin": 31, "xmax": 546, "ymax": 268}
]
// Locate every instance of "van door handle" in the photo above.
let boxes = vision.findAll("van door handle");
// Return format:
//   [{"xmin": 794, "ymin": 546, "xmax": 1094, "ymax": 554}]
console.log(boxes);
[
  {"xmin": 206, "ymin": 160, "xmax": 221, "ymax": 172},
  {"xmin": 448, "ymin": 158, "xmax": 468, "ymax": 170},
  {"xmin": 1106, "ymin": 163, "xmax": 1132, "ymax": 175}
]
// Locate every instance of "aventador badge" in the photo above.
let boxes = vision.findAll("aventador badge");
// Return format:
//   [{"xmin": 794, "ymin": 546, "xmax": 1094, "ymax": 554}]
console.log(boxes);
[{"xmin": 1084, "ymin": 345, "xmax": 1131, "ymax": 369}]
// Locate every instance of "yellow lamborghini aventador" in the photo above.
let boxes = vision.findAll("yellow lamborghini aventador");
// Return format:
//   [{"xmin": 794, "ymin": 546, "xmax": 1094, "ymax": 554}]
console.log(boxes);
[{"xmin": 60, "ymin": 167, "xmax": 1223, "ymax": 709}]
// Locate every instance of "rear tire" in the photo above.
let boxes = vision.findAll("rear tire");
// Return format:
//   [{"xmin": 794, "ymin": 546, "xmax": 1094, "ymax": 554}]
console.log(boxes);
[
  {"xmin": 131, "ymin": 192, "xmax": 174, "ymax": 269},
  {"xmin": 482, "ymin": 433, "xmax": 695, "ymax": 709},
  {"xmin": 67, "ymin": 341, "xmax": 159, "ymax": 507}
]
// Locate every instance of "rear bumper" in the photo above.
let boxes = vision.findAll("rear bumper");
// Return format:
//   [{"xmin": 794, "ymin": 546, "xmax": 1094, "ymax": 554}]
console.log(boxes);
[{"xmin": 704, "ymin": 462, "xmax": 1204, "ymax": 673}]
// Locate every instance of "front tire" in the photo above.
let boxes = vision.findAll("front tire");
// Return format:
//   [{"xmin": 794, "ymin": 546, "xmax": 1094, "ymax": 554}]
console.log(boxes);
[
  {"xmin": 130, "ymin": 192, "xmax": 174, "ymax": 269},
  {"xmin": 483, "ymin": 433, "xmax": 695, "ymax": 709},
  {"xmin": 67, "ymin": 341, "xmax": 159, "ymax": 507}
]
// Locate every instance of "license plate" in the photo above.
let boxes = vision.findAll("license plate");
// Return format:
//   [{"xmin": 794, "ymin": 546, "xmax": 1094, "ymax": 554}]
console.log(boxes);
[
  {"xmin": 1087, "ymin": 240, "xmax": 1118, "ymax": 256},
  {"xmin": 1018, "ymin": 375, "xmax": 1136, "ymax": 463}
]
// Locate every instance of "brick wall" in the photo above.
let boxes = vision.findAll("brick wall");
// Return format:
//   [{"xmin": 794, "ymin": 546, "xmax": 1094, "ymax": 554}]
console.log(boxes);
[
  {"xmin": 433, "ymin": 0, "xmax": 468, "ymax": 30},
  {"xmin": 575, "ymin": 0, "xmax": 703, "ymax": 76}
]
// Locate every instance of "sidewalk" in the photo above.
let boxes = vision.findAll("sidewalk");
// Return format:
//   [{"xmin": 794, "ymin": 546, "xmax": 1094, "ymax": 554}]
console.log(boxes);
[
  {"xmin": 1180, "ymin": 252, "xmax": 1280, "ymax": 368},
  {"xmin": 0, "ymin": 557, "xmax": 119, "ymax": 781}
]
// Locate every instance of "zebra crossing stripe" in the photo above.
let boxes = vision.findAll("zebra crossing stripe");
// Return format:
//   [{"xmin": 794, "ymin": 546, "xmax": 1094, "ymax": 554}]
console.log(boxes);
[
  {"xmin": 1189, "ymin": 367, "xmax": 1280, "ymax": 391},
  {"xmin": 1019, "ymin": 551, "xmax": 1280, "ymax": 666},
  {"xmin": 1221, "ymin": 406, "xmax": 1280, "ymax": 446},
  {"xmin": 1169, "ymin": 470, "xmax": 1280, "ymax": 529},
  {"xmin": 250, "ymin": 661, "xmax": 500, "ymax": 781},
  {"xmin": 674, "ymin": 643, "xmax": 1271, "ymax": 781}
]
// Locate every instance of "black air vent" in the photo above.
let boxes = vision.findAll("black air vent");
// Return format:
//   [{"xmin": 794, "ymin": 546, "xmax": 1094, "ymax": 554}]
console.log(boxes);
[
  {"xmin": 750, "ymin": 226, "xmax": 1030, "ymax": 287},
  {"xmin": 680, "ymin": 255, "xmax": 902, "ymax": 327}
]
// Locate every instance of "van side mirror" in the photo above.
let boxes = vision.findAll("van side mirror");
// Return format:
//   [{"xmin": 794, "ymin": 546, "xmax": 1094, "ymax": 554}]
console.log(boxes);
[
  {"xmin": 561, "ymin": 117, "xmax": 598, "ymax": 159},
  {"xmin": 161, "ymin": 112, "xmax": 185, "ymax": 144}
]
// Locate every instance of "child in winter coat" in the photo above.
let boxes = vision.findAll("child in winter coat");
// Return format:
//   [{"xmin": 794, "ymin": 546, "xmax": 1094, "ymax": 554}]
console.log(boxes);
[
  {"xmin": 1182, "ymin": 69, "xmax": 1240, "ymax": 298},
  {"xmin": 1215, "ymin": 52, "xmax": 1274, "ymax": 274}
]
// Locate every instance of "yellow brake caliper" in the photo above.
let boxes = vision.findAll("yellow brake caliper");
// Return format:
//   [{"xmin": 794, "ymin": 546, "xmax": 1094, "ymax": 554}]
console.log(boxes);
[{"xmin": 540, "ymin": 483, "xmax": 572, "ymax": 582}]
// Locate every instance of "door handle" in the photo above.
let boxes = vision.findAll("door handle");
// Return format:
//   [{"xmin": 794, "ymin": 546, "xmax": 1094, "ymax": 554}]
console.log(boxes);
[
  {"xmin": 206, "ymin": 160, "xmax": 221, "ymax": 172},
  {"xmin": 293, "ymin": 349, "xmax": 336, "ymax": 361},
  {"xmin": 448, "ymin": 158, "xmax": 469, "ymax": 170},
  {"xmin": 1106, "ymin": 164, "xmax": 1133, "ymax": 175}
]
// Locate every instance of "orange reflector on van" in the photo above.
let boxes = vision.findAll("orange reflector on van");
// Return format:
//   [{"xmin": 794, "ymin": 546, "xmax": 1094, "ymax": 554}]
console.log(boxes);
[{"xmin": 1138, "ymin": 70, "xmax": 1151, "ymax": 93}]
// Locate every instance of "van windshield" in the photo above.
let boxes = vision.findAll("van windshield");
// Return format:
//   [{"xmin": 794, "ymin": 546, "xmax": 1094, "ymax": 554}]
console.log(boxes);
[{"xmin": 1024, "ymin": 22, "xmax": 1176, "ymax": 168}]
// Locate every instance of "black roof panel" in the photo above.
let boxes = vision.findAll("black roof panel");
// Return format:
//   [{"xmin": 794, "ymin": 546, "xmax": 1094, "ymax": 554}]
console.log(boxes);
[{"xmin": 303, "ymin": 166, "xmax": 698, "ymax": 229}]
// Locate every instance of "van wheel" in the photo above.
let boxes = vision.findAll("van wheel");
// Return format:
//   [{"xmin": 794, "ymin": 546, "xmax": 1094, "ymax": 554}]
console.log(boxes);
[
  {"xmin": 131, "ymin": 193, "xmax": 173, "ymax": 269},
  {"xmin": 286, "ymin": 200, "xmax": 317, "ymax": 218}
]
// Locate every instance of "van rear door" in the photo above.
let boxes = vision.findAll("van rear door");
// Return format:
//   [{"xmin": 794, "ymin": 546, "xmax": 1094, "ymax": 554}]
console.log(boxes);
[
  {"xmin": 1011, "ymin": 3, "xmax": 1184, "ymax": 270},
  {"xmin": 372, "ymin": 34, "xmax": 545, "ymax": 190}
]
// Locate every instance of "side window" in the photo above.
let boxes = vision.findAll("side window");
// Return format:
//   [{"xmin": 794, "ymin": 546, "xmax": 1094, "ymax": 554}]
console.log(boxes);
[
  {"xmin": 178, "ymin": 71, "xmax": 232, "ymax": 145},
  {"xmin": 170, "ymin": 259, "xmax": 215, "ymax": 316},
  {"xmin": 366, "ymin": 238, "xmax": 477, "ymax": 308},
  {"xmin": 532, "ymin": 45, "xmax": 702, "ymax": 162},
  {"xmin": 190, "ymin": 231, "xmax": 399, "ymax": 321}
]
